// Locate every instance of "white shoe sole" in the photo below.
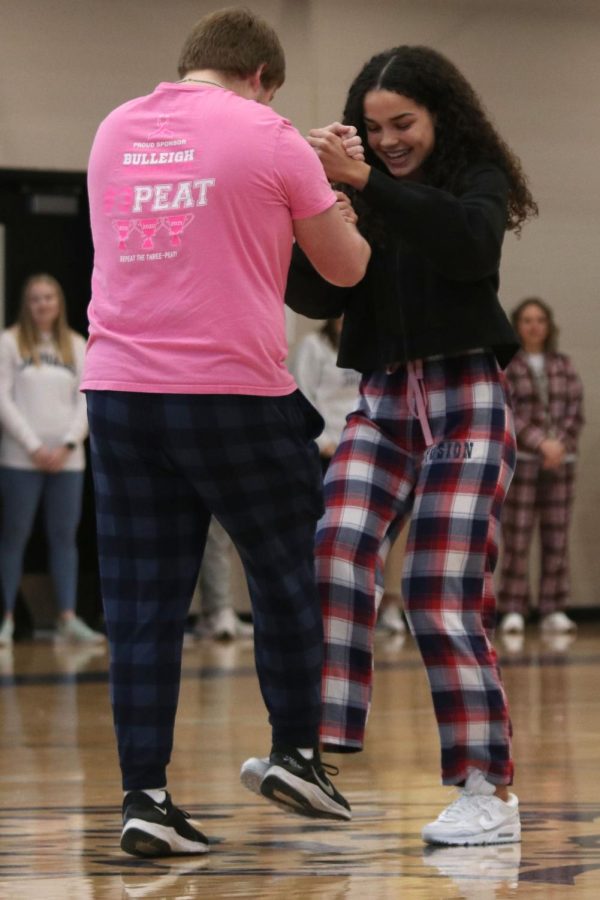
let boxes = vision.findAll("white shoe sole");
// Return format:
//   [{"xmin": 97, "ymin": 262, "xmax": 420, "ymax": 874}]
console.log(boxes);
[
  {"xmin": 422, "ymin": 815, "xmax": 521, "ymax": 846},
  {"xmin": 540, "ymin": 623, "xmax": 577, "ymax": 634},
  {"xmin": 240, "ymin": 757, "xmax": 270, "ymax": 796},
  {"xmin": 260, "ymin": 765, "xmax": 351, "ymax": 821},
  {"xmin": 56, "ymin": 632, "xmax": 106, "ymax": 644},
  {"xmin": 500, "ymin": 620, "xmax": 525, "ymax": 634},
  {"xmin": 121, "ymin": 819, "xmax": 209, "ymax": 857}
]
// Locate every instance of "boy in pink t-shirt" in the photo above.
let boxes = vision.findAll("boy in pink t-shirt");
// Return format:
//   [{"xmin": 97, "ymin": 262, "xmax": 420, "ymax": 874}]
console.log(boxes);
[
  {"xmin": 84, "ymin": 82, "xmax": 336, "ymax": 396},
  {"xmin": 84, "ymin": 9, "xmax": 370, "ymax": 858}
]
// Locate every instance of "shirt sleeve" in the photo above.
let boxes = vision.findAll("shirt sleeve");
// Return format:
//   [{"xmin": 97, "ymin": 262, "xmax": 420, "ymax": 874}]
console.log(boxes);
[
  {"xmin": 505, "ymin": 361, "xmax": 547, "ymax": 452},
  {"xmin": 63, "ymin": 334, "xmax": 89, "ymax": 445},
  {"xmin": 0, "ymin": 332, "xmax": 43, "ymax": 454},
  {"xmin": 361, "ymin": 162, "xmax": 509, "ymax": 281},
  {"xmin": 273, "ymin": 121, "xmax": 337, "ymax": 220},
  {"xmin": 554, "ymin": 355, "xmax": 584, "ymax": 451}
]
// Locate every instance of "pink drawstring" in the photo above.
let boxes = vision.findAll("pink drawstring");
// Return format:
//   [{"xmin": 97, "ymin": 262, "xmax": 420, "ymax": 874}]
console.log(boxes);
[{"xmin": 406, "ymin": 360, "xmax": 434, "ymax": 447}]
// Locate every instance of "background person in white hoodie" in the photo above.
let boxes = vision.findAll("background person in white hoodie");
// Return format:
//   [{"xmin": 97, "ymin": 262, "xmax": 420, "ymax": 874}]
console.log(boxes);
[
  {"xmin": 293, "ymin": 317, "xmax": 361, "ymax": 472},
  {"xmin": 0, "ymin": 274, "xmax": 104, "ymax": 646},
  {"xmin": 293, "ymin": 317, "xmax": 406, "ymax": 635}
]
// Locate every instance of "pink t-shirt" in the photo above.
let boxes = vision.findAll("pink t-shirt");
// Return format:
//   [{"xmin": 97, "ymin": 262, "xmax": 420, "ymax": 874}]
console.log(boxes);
[{"xmin": 82, "ymin": 82, "xmax": 336, "ymax": 395}]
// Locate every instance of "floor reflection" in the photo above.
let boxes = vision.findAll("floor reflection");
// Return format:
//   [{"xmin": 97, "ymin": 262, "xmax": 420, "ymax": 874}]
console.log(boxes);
[{"xmin": 423, "ymin": 842, "xmax": 521, "ymax": 899}]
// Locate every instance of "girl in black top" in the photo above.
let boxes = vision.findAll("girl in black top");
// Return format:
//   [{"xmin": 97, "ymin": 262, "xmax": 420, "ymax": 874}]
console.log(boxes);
[{"xmin": 286, "ymin": 45, "xmax": 537, "ymax": 846}]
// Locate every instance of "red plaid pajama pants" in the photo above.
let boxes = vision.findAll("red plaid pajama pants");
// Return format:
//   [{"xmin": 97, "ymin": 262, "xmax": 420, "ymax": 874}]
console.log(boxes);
[
  {"xmin": 316, "ymin": 350, "xmax": 516, "ymax": 785},
  {"xmin": 498, "ymin": 457, "xmax": 576, "ymax": 615}
]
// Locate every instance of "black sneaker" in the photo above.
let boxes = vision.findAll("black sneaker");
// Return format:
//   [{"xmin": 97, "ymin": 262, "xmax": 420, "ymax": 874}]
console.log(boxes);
[
  {"xmin": 260, "ymin": 747, "xmax": 351, "ymax": 821},
  {"xmin": 121, "ymin": 791, "xmax": 210, "ymax": 857}
]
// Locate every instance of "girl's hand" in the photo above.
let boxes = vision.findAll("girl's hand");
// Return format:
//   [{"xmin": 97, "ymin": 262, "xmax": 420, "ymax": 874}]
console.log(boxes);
[
  {"xmin": 30, "ymin": 446, "xmax": 54, "ymax": 471},
  {"xmin": 539, "ymin": 438, "xmax": 565, "ymax": 470},
  {"xmin": 320, "ymin": 442, "xmax": 337, "ymax": 459},
  {"xmin": 308, "ymin": 126, "xmax": 370, "ymax": 189},
  {"xmin": 335, "ymin": 190, "xmax": 358, "ymax": 226},
  {"xmin": 312, "ymin": 122, "xmax": 365, "ymax": 161},
  {"xmin": 44, "ymin": 446, "xmax": 71, "ymax": 473}
]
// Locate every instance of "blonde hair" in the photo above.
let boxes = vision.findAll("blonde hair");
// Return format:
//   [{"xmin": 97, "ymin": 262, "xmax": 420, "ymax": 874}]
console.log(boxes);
[{"xmin": 15, "ymin": 274, "xmax": 75, "ymax": 367}]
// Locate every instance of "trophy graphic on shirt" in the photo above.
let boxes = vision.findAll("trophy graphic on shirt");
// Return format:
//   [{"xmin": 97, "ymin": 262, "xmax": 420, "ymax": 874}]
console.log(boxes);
[
  {"xmin": 163, "ymin": 214, "xmax": 194, "ymax": 247},
  {"xmin": 136, "ymin": 218, "xmax": 162, "ymax": 250},
  {"xmin": 112, "ymin": 219, "xmax": 137, "ymax": 250}
]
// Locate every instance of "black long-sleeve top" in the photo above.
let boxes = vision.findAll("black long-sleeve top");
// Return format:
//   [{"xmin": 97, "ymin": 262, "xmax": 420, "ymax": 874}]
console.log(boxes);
[{"xmin": 285, "ymin": 162, "xmax": 520, "ymax": 372}]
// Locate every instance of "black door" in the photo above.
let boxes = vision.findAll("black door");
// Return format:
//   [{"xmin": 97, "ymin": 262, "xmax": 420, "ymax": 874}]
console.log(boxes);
[{"xmin": 0, "ymin": 168, "xmax": 102, "ymax": 628}]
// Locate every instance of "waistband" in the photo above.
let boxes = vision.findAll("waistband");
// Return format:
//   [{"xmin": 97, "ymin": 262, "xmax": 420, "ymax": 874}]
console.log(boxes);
[
  {"xmin": 393, "ymin": 349, "xmax": 489, "ymax": 449},
  {"xmin": 385, "ymin": 347, "xmax": 488, "ymax": 373}
]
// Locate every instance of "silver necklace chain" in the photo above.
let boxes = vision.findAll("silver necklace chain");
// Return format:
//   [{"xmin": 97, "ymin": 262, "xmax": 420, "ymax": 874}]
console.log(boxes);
[{"xmin": 178, "ymin": 78, "xmax": 226, "ymax": 89}]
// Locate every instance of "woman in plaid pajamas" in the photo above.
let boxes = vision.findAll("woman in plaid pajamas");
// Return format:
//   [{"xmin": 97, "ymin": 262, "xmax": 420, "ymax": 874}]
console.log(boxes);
[
  {"xmin": 284, "ymin": 46, "xmax": 538, "ymax": 845},
  {"xmin": 498, "ymin": 298, "xmax": 584, "ymax": 637}
]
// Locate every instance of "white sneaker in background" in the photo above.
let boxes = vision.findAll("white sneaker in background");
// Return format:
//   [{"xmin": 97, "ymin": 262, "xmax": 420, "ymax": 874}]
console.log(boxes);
[
  {"xmin": 541, "ymin": 632, "xmax": 576, "ymax": 653},
  {"xmin": 422, "ymin": 770, "xmax": 521, "ymax": 846},
  {"xmin": 195, "ymin": 607, "xmax": 253, "ymax": 641},
  {"xmin": 377, "ymin": 603, "xmax": 406, "ymax": 635},
  {"xmin": 499, "ymin": 612, "xmax": 525, "ymax": 634},
  {"xmin": 56, "ymin": 616, "xmax": 106, "ymax": 644},
  {"xmin": 423, "ymin": 841, "xmax": 521, "ymax": 899},
  {"xmin": 231, "ymin": 615, "xmax": 253, "ymax": 638},
  {"xmin": 0, "ymin": 618, "xmax": 14, "ymax": 647},
  {"xmin": 500, "ymin": 632, "xmax": 524, "ymax": 654},
  {"xmin": 540, "ymin": 610, "xmax": 577, "ymax": 633}
]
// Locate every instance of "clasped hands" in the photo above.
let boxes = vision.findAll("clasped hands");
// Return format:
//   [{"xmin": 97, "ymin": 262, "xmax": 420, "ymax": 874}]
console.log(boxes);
[
  {"xmin": 539, "ymin": 438, "xmax": 566, "ymax": 470},
  {"xmin": 307, "ymin": 122, "xmax": 367, "ymax": 225},
  {"xmin": 30, "ymin": 445, "xmax": 72, "ymax": 473}
]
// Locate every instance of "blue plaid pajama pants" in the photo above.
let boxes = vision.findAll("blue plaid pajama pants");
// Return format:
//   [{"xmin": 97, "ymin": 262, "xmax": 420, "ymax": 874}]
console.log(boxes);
[
  {"xmin": 86, "ymin": 390, "xmax": 325, "ymax": 791},
  {"xmin": 317, "ymin": 351, "xmax": 516, "ymax": 785}
]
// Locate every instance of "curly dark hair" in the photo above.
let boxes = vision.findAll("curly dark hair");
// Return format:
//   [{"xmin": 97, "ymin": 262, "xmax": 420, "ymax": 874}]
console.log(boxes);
[{"xmin": 341, "ymin": 46, "xmax": 537, "ymax": 239}]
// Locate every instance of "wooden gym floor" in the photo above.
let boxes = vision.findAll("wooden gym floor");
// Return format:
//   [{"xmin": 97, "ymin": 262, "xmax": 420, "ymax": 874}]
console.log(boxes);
[{"xmin": 1, "ymin": 622, "xmax": 600, "ymax": 899}]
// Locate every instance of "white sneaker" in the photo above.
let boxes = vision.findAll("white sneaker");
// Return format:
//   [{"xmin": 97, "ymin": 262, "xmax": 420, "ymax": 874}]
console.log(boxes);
[
  {"xmin": 240, "ymin": 756, "xmax": 270, "ymax": 795},
  {"xmin": 0, "ymin": 617, "xmax": 14, "ymax": 647},
  {"xmin": 377, "ymin": 603, "xmax": 406, "ymax": 634},
  {"xmin": 540, "ymin": 610, "xmax": 577, "ymax": 633},
  {"xmin": 422, "ymin": 770, "xmax": 521, "ymax": 846},
  {"xmin": 196, "ymin": 608, "xmax": 253, "ymax": 641},
  {"xmin": 500, "ymin": 632, "xmax": 524, "ymax": 655},
  {"xmin": 499, "ymin": 612, "xmax": 525, "ymax": 634},
  {"xmin": 541, "ymin": 632, "xmax": 576, "ymax": 653},
  {"xmin": 56, "ymin": 616, "xmax": 106, "ymax": 644}
]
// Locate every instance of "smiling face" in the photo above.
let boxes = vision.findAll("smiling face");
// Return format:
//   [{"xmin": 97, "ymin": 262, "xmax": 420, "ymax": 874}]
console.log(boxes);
[{"xmin": 363, "ymin": 90, "xmax": 436, "ymax": 180}]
